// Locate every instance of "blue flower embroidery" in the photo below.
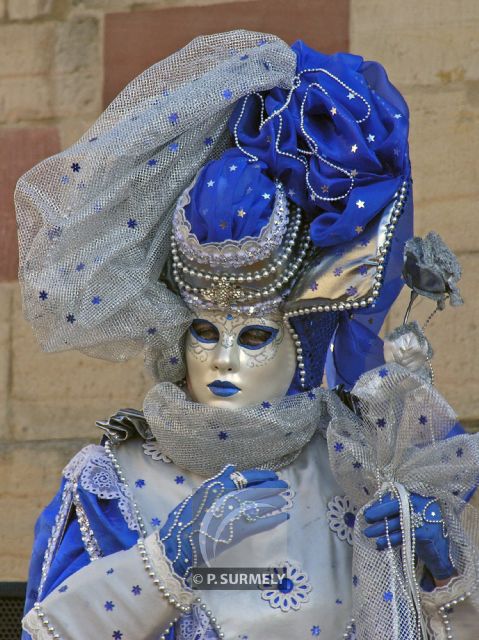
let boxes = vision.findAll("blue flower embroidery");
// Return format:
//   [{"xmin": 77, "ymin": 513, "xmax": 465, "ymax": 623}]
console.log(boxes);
[
  {"xmin": 218, "ymin": 431, "xmax": 228, "ymax": 440},
  {"xmin": 135, "ymin": 479, "xmax": 145, "ymax": 488},
  {"xmin": 334, "ymin": 442, "xmax": 344, "ymax": 452},
  {"xmin": 352, "ymin": 575, "xmax": 359, "ymax": 587},
  {"xmin": 91, "ymin": 296, "xmax": 101, "ymax": 305},
  {"xmin": 76, "ymin": 262, "xmax": 85, "ymax": 272},
  {"xmin": 104, "ymin": 601, "xmax": 115, "ymax": 611},
  {"xmin": 127, "ymin": 218, "xmax": 138, "ymax": 229},
  {"xmin": 169, "ymin": 112, "xmax": 179, "ymax": 125},
  {"xmin": 311, "ymin": 625, "xmax": 321, "ymax": 636},
  {"xmin": 71, "ymin": 163, "xmax": 81, "ymax": 172},
  {"xmin": 169, "ymin": 356, "xmax": 179, "ymax": 365},
  {"xmin": 308, "ymin": 391, "xmax": 316, "ymax": 400},
  {"xmin": 376, "ymin": 418, "xmax": 386, "ymax": 429},
  {"xmin": 147, "ymin": 158, "xmax": 157, "ymax": 166},
  {"xmin": 456, "ymin": 448, "xmax": 464, "ymax": 458},
  {"xmin": 222, "ymin": 89, "xmax": 233, "ymax": 100},
  {"xmin": 66, "ymin": 313, "xmax": 75, "ymax": 324},
  {"xmin": 175, "ymin": 475, "xmax": 184, "ymax": 484},
  {"xmin": 112, "ymin": 632, "xmax": 123, "ymax": 640},
  {"xmin": 131, "ymin": 585, "xmax": 142, "ymax": 596},
  {"xmin": 260, "ymin": 561, "xmax": 311, "ymax": 612},
  {"xmin": 169, "ymin": 142, "xmax": 179, "ymax": 153},
  {"xmin": 39, "ymin": 290, "xmax": 48, "ymax": 301},
  {"xmin": 419, "ymin": 415, "xmax": 428, "ymax": 425},
  {"xmin": 204, "ymin": 137, "xmax": 213, "ymax": 147},
  {"xmin": 151, "ymin": 517, "xmax": 161, "ymax": 527},
  {"xmin": 147, "ymin": 327, "xmax": 157, "ymax": 335},
  {"xmin": 262, "ymin": 401, "xmax": 272, "ymax": 409},
  {"xmin": 378, "ymin": 367, "xmax": 389, "ymax": 378}
]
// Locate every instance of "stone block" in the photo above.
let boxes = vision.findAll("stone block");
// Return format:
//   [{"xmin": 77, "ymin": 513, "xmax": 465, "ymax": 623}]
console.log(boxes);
[
  {"xmin": 0, "ymin": 439, "xmax": 89, "ymax": 581},
  {"xmin": 10, "ymin": 285, "xmax": 152, "ymax": 441},
  {"xmin": 0, "ymin": 127, "xmax": 60, "ymax": 280},
  {"xmin": 7, "ymin": 0, "xmax": 53, "ymax": 20},
  {"xmin": 350, "ymin": 0, "xmax": 479, "ymax": 87},
  {"xmin": 55, "ymin": 17, "xmax": 100, "ymax": 74},
  {"xmin": 0, "ymin": 76, "xmax": 52, "ymax": 124},
  {"xmin": 0, "ymin": 23, "xmax": 55, "ymax": 77},
  {"xmin": 0, "ymin": 283, "xmax": 13, "ymax": 440},
  {"xmin": 386, "ymin": 253, "xmax": 479, "ymax": 420},
  {"xmin": 405, "ymin": 85, "xmax": 479, "ymax": 253},
  {"xmin": 103, "ymin": 0, "xmax": 349, "ymax": 105}
]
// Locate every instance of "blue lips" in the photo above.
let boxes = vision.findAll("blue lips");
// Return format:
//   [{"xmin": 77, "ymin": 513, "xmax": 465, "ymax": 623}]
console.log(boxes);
[{"xmin": 207, "ymin": 380, "xmax": 241, "ymax": 397}]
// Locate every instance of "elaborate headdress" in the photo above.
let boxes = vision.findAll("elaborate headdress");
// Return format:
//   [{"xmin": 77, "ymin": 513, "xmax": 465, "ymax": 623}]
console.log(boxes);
[{"xmin": 15, "ymin": 31, "xmax": 412, "ymax": 392}]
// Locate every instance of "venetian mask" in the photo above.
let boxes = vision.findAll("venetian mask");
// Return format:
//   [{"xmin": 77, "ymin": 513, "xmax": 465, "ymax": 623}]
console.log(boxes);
[{"xmin": 185, "ymin": 308, "xmax": 297, "ymax": 408}]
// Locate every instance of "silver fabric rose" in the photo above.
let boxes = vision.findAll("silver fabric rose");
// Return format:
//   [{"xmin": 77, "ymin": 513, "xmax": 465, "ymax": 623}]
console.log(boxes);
[{"xmin": 402, "ymin": 231, "xmax": 463, "ymax": 310}]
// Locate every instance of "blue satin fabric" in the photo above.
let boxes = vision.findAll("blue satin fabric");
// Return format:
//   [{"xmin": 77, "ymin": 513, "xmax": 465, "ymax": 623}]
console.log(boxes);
[
  {"xmin": 325, "ymin": 191, "xmax": 414, "ymax": 390},
  {"xmin": 230, "ymin": 41, "xmax": 410, "ymax": 249},
  {"xmin": 184, "ymin": 148, "xmax": 277, "ymax": 243}
]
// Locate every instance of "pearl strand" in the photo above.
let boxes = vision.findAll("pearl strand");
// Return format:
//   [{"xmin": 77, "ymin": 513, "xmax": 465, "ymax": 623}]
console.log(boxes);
[{"xmin": 33, "ymin": 603, "xmax": 62, "ymax": 639}]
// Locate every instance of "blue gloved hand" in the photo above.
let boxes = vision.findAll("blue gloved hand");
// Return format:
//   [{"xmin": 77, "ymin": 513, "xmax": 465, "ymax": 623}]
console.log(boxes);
[
  {"xmin": 363, "ymin": 492, "xmax": 455, "ymax": 581},
  {"xmin": 159, "ymin": 464, "xmax": 290, "ymax": 579}
]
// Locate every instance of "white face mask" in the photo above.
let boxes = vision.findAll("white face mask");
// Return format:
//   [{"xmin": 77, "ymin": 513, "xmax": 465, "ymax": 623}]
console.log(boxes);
[{"xmin": 185, "ymin": 309, "xmax": 297, "ymax": 408}]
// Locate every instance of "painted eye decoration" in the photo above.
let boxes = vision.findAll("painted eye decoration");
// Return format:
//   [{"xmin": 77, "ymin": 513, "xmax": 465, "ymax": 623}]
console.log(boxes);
[
  {"xmin": 238, "ymin": 325, "xmax": 278, "ymax": 350},
  {"xmin": 190, "ymin": 319, "xmax": 219, "ymax": 344}
]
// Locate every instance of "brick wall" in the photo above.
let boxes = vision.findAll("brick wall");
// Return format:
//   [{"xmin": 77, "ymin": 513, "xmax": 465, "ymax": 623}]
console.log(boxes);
[{"xmin": 0, "ymin": 0, "xmax": 478, "ymax": 582}]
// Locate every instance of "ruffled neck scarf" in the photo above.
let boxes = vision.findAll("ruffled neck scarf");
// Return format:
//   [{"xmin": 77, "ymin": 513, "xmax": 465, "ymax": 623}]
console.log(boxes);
[{"xmin": 143, "ymin": 382, "xmax": 334, "ymax": 476}]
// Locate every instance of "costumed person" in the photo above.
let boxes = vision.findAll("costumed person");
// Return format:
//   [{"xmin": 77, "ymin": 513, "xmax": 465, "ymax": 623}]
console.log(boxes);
[{"xmin": 15, "ymin": 31, "xmax": 479, "ymax": 640}]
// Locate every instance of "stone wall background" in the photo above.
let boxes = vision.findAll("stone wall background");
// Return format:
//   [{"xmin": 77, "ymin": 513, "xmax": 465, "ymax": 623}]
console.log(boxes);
[{"xmin": 0, "ymin": 0, "xmax": 477, "ymax": 582}]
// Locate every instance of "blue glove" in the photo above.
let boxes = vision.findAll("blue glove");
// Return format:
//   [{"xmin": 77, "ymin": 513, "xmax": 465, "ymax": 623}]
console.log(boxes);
[
  {"xmin": 363, "ymin": 492, "xmax": 455, "ymax": 580},
  {"xmin": 159, "ymin": 464, "xmax": 290, "ymax": 579}
]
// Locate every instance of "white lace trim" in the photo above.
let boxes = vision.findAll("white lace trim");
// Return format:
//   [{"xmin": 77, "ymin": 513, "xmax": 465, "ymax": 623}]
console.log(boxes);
[
  {"xmin": 65, "ymin": 444, "xmax": 139, "ymax": 532},
  {"xmin": 142, "ymin": 441, "xmax": 172, "ymax": 463},
  {"xmin": 144, "ymin": 534, "xmax": 194, "ymax": 608},
  {"xmin": 173, "ymin": 175, "xmax": 289, "ymax": 268},
  {"xmin": 421, "ymin": 574, "xmax": 475, "ymax": 640}
]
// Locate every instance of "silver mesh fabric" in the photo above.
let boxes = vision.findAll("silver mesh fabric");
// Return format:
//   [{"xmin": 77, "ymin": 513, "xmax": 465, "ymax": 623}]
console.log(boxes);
[
  {"xmin": 14, "ymin": 31, "xmax": 296, "ymax": 382},
  {"xmin": 143, "ymin": 382, "xmax": 330, "ymax": 476},
  {"xmin": 327, "ymin": 363, "xmax": 479, "ymax": 639}
]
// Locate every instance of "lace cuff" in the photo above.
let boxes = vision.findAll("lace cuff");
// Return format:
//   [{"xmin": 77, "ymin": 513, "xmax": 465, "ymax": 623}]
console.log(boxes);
[
  {"xmin": 421, "ymin": 575, "xmax": 474, "ymax": 640},
  {"xmin": 141, "ymin": 534, "xmax": 194, "ymax": 609}
]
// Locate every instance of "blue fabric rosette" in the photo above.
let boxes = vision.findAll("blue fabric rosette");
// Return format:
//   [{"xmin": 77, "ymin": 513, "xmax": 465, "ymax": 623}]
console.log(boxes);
[{"xmin": 230, "ymin": 40, "xmax": 410, "ymax": 248}]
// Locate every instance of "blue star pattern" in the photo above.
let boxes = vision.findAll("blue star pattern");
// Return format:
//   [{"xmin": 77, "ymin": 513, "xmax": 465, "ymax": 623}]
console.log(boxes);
[
  {"xmin": 169, "ymin": 356, "xmax": 179, "ymax": 365},
  {"xmin": 379, "ymin": 367, "xmax": 389, "ymax": 378},
  {"xmin": 169, "ymin": 112, "xmax": 179, "ymax": 125},
  {"xmin": 147, "ymin": 159, "xmax": 157, "ymax": 166},
  {"xmin": 336, "ymin": 599, "xmax": 343, "ymax": 604},
  {"xmin": 131, "ymin": 585, "xmax": 142, "ymax": 596},
  {"xmin": 218, "ymin": 431, "xmax": 228, "ymax": 440},
  {"xmin": 151, "ymin": 517, "xmax": 161, "ymax": 527},
  {"xmin": 334, "ymin": 442, "xmax": 344, "ymax": 453},
  {"xmin": 311, "ymin": 626, "xmax": 321, "ymax": 636},
  {"xmin": 91, "ymin": 296, "xmax": 101, "ymax": 305},
  {"xmin": 147, "ymin": 327, "xmax": 157, "ymax": 335},
  {"xmin": 222, "ymin": 89, "xmax": 233, "ymax": 100},
  {"xmin": 175, "ymin": 475, "xmax": 184, "ymax": 484},
  {"xmin": 39, "ymin": 290, "xmax": 48, "ymax": 300},
  {"xmin": 308, "ymin": 391, "xmax": 316, "ymax": 400},
  {"xmin": 352, "ymin": 575, "xmax": 359, "ymax": 587},
  {"xmin": 169, "ymin": 142, "xmax": 179, "ymax": 152},
  {"xmin": 60, "ymin": 175, "xmax": 69, "ymax": 184},
  {"xmin": 383, "ymin": 590, "xmax": 393, "ymax": 603},
  {"xmin": 104, "ymin": 601, "xmax": 115, "ymax": 611},
  {"xmin": 127, "ymin": 218, "xmax": 138, "ymax": 229},
  {"xmin": 135, "ymin": 479, "xmax": 145, "ymax": 488},
  {"xmin": 333, "ymin": 267, "xmax": 343, "ymax": 277},
  {"xmin": 262, "ymin": 401, "xmax": 271, "ymax": 409},
  {"xmin": 66, "ymin": 313, "xmax": 75, "ymax": 324},
  {"xmin": 76, "ymin": 262, "xmax": 85, "ymax": 271},
  {"xmin": 112, "ymin": 632, "xmax": 123, "ymax": 640},
  {"xmin": 456, "ymin": 448, "xmax": 464, "ymax": 457},
  {"xmin": 204, "ymin": 137, "xmax": 213, "ymax": 146},
  {"xmin": 71, "ymin": 162, "xmax": 81, "ymax": 172},
  {"xmin": 376, "ymin": 418, "xmax": 386, "ymax": 429},
  {"xmin": 346, "ymin": 286, "xmax": 358, "ymax": 297},
  {"xmin": 419, "ymin": 415, "xmax": 428, "ymax": 425},
  {"xmin": 353, "ymin": 461, "xmax": 362, "ymax": 469}
]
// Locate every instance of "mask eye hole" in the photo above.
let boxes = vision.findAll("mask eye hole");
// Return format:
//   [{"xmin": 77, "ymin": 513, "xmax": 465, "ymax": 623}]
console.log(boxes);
[
  {"xmin": 238, "ymin": 325, "xmax": 278, "ymax": 350},
  {"xmin": 190, "ymin": 319, "xmax": 219, "ymax": 344}
]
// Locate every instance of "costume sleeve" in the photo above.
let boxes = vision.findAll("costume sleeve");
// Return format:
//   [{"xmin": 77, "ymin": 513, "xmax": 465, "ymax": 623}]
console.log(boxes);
[
  {"xmin": 22, "ymin": 533, "xmax": 193, "ymax": 640},
  {"xmin": 22, "ymin": 445, "xmax": 194, "ymax": 639}
]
